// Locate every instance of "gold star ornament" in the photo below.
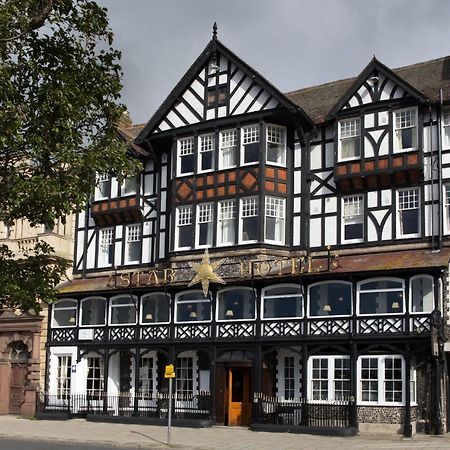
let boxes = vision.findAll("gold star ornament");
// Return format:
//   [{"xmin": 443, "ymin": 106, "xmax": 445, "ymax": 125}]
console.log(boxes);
[{"xmin": 188, "ymin": 249, "xmax": 226, "ymax": 297}]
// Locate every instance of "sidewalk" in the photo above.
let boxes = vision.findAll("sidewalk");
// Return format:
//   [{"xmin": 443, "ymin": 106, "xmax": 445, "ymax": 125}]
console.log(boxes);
[{"xmin": 0, "ymin": 416, "xmax": 450, "ymax": 450}]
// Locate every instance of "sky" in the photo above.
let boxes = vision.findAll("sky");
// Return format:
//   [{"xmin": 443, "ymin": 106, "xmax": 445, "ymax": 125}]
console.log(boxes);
[{"xmin": 98, "ymin": 0, "xmax": 450, "ymax": 125}]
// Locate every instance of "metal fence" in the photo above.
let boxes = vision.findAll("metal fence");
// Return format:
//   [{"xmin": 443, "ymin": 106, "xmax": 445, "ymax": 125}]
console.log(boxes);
[
  {"xmin": 253, "ymin": 393, "xmax": 355, "ymax": 428},
  {"xmin": 38, "ymin": 391, "xmax": 212, "ymax": 421}
]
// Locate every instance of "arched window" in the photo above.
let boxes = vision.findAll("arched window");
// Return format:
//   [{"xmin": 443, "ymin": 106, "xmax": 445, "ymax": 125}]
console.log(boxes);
[
  {"xmin": 410, "ymin": 275, "xmax": 434, "ymax": 313},
  {"xmin": 308, "ymin": 282, "xmax": 352, "ymax": 317},
  {"xmin": 358, "ymin": 278, "xmax": 404, "ymax": 315},
  {"xmin": 109, "ymin": 295, "xmax": 137, "ymax": 325},
  {"xmin": 217, "ymin": 287, "xmax": 255, "ymax": 321},
  {"xmin": 52, "ymin": 299, "xmax": 77, "ymax": 327},
  {"xmin": 175, "ymin": 291, "xmax": 211, "ymax": 323},
  {"xmin": 261, "ymin": 284, "xmax": 302, "ymax": 319},
  {"xmin": 141, "ymin": 293, "xmax": 170, "ymax": 324},
  {"xmin": 80, "ymin": 297, "xmax": 106, "ymax": 326}
]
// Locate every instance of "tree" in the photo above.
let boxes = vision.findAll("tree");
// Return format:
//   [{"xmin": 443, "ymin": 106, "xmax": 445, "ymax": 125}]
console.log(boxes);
[{"xmin": 0, "ymin": 0, "xmax": 140, "ymax": 311}]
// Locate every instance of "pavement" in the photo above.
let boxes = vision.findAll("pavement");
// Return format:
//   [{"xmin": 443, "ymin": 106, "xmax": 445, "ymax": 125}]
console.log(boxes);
[{"xmin": 0, "ymin": 416, "xmax": 450, "ymax": 450}]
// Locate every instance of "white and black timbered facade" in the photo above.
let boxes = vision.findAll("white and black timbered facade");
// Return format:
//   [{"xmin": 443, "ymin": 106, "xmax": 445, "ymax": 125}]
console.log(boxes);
[{"xmin": 44, "ymin": 29, "xmax": 450, "ymax": 436}]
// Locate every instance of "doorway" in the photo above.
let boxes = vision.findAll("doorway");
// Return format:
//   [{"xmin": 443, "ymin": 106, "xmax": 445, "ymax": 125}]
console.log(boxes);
[
  {"xmin": 9, "ymin": 342, "xmax": 29, "ymax": 414},
  {"xmin": 227, "ymin": 367, "xmax": 251, "ymax": 426}
]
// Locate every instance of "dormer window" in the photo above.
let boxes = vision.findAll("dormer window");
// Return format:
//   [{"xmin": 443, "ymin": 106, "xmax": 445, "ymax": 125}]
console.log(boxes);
[
  {"xmin": 338, "ymin": 118, "xmax": 360, "ymax": 161},
  {"xmin": 394, "ymin": 107, "xmax": 417, "ymax": 152},
  {"xmin": 177, "ymin": 137, "xmax": 195, "ymax": 175},
  {"xmin": 266, "ymin": 125, "xmax": 286, "ymax": 166},
  {"xmin": 198, "ymin": 134, "xmax": 214, "ymax": 172},
  {"xmin": 241, "ymin": 125, "xmax": 260, "ymax": 165}
]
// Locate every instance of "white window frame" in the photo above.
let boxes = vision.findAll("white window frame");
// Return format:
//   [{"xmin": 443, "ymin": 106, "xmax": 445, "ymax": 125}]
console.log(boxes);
[
  {"xmin": 341, "ymin": 195, "xmax": 364, "ymax": 244},
  {"xmin": 99, "ymin": 227, "xmax": 114, "ymax": 267},
  {"xmin": 219, "ymin": 129, "xmax": 237, "ymax": 170},
  {"xmin": 121, "ymin": 176, "xmax": 138, "ymax": 197},
  {"xmin": 357, "ymin": 277, "xmax": 405, "ymax": 316},
  {"xmin": 140, "ymin": 292, "xmax": 171, "ymax": 325},
  {"xmin": 124, "ymin": 224, "xmax": 141, "ymax": 264},
  {"xmin": 338, "ymin": 118, "xmax": 360, "ymax": 161},
  {"xmin": 444, "ymin": 184, "xmax": 450, "ymax": 234},
  {"xmin": 176, "ymin": 351, "xmax": 198, "ymax": 396},
  {"xmin": 239, "ymin": 196, "xmax": 259, "ymax": 244},
  {"xmin": 307, "ymin": 281, "xmax": 353, "ymax": 318},
  {"xmin": 393, "ymin": 107, "xmax": 418, "ymax": 153},
  {"xmin": 177, "ymin": 137, "xmax": 195, "ymax": 176},
  {"xmin": 217, "ymin": 200, "xmax": 236, "ymax": 246},
  {"xmin": 264, "ymin": 196, "xmax": 285, "ymax": 245},
  {"xmin": 442, "ymin": 109, "xmax": 450, "ymax": 150},
  {"xmin": 175, "ymin": 206, "xmax": 193, "ymax": 251},
  {"xmin": 109, "ymin": 295, "xmax": 137, "ymax": 326},
  {"xmin": 196, "ymin": 203, "xmax": 214, "ymax": 248},
  {"xmin": 397, "ymin": 188, "xmax": 420, "ymax": 238},
  {"xmin": 216, "ymin": 287, "xmax": 256, "ymax": 322},
  {"xmin": 357, "ymin": 355, "xmax": 406, "ymax": 406},
  {"xmin": 94, "ymin": 173, "xmax": 110, "ymax": 200},
  {"xmin": 277, "ymin": 349, "xmax": 301, "ymax": 401},
  {"xmin": 308, "ymin": 355, "xmax": 351, "ymax": 402},
  {"xmin": 409, "ymin": 274, "xmax": 434, "ymax": 314},
  {"xmin": 240, "ymin": 124, "xmax": 260, "ymax": 166},
  {"xmin": 80, "ymin": 297, "xmax": 106, "ymax": 327},
  {"xmin": 52, "ymin": 299, "xmax": 77, "ymax": 328},
  {"xmin": 174, "ymin": 290, "xmax": 212, "ymax": 324},
  {"xmin": 138, "ymin": 352, "xmax": 158, "ymax": 397},
  {"xmin": 261, "ymin": 284, "xmax": 303, "ymax": 320},
  {"xmin": 85, "ymin": 354, "xmax": 104, "ymax": 398},
  {"xmin": 198, "ymin": 133, "xmax": 215, "ymax": 173},
  {"xmin": 56, "ymin": 355, "xmax": 72, "ymax": 400},
  {"xmin": 266, "ymin": 124, "xmax": 286, "ymax": 167}
]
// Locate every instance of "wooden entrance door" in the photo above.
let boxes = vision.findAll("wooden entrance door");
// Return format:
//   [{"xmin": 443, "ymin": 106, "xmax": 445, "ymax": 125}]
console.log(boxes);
[
  {"xmin": 227, "ymin": 367, "xmax": 251, "ymax": 426},
  {"xmin": 9, "ymin": 364, "xmax": 28, "ymax": 414}
]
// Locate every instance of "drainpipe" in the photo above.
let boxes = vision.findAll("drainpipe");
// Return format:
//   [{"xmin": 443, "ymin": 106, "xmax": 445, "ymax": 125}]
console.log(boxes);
[
  {"xmin": 430, "ymin": 106, "xmax": 435, "ymax": 250},
  {"xmin": 437, "ymin": 90, "xmax": 444, "ymax": 249}
]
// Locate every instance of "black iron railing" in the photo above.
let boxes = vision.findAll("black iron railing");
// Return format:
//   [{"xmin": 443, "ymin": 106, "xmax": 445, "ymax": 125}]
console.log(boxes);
[{"xmin": 253, "ymin": 393, "xmax": 355, "ymax": 428}]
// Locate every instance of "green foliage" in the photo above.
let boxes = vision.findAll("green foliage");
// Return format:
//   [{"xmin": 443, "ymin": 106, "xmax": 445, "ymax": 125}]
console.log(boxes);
[{"xmin": 0, "ymin": 0, "xmax": 140, "ymax": 310}]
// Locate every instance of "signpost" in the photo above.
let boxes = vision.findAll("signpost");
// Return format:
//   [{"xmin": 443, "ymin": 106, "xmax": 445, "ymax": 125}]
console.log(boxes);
[{"xmin": 164, "ymin": 364, "xmax": 175, "ymax": 446}]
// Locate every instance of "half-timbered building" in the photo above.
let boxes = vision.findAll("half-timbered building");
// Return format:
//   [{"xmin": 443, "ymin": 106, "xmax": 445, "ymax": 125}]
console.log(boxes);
[{"xmin": 43, "ymin": 27, "xmax": 450, "ymax": 436}]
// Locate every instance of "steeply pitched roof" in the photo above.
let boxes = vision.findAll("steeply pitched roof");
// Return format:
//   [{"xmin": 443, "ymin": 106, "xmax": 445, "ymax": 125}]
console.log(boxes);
[
  {"xmin": 285, "ymin": 55, "xmax": 450, "ymax": 124},
  {"xmin": 117, "ymin": 124, "xmax": 148, "ymax": 157}
]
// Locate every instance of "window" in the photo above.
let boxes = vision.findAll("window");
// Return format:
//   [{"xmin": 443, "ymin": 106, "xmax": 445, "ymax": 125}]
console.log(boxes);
[
  {"xmin": 397, "ymin": 188, "xmax": 420, "ymax": 236},
  {"xmin": 217, "ymin": 288, "xmax": 255, "ymax": 321},
  {"xmin": 198, "ymin": 134, "xmax": 214, "ymax": 172},
  {"xmin": 284, "ymin": 356, "xmax": 295, "ymax": 400},
  {"xmin": 241, "ymin": 125, "xmax": 260, "ymax": 164},
  {"xmin": 359, "ymin": 355, "xmax": 405, "ymax": 405},
  {"xmin": 445, "ymin": 185, "xmax": 450, "ymax": 232},
  {"xmin": 196, "ymin": 203, "xmax": 213, "ymax": 247},
  {"xmin": 141, "ymin": 293, "xmax": 170, "ymax": 324},
  {"xmin": 342, "ymin": 195, "xmax": 363, "ymax": 242},
  {"xmin": 265, "ymin": 196, "xmax": 285, "ymax": 244},
  {"xmin": 410, "ymin": 275, "xmax": 434, "ymax": 313},
  {"xmin": 309, "ymin": 356, "xmax": 350, "ymax": 401},
  {"xmin": 81, "ymin": 297, "xmax": 106, "ymax": 326},
  {"xmin": 122, "ymin": 176, "xmax": 138, "ymax": 196},
  {"xmin": 442, "ymin": 109, "xmax": 450, "ymax": 149},
  {"xmin": 358, "ymin": 278, "xmax": 404, "ymax": 315},
  {"xmin": 262, "ymin": 285, "xmax": 302, "ymax": 319},
  {"xmin": 95, "ymin": 173, "xmax": 111, "ymax": 200},
  {"xmin": 176, "ymin": 356, "xmax": 194, "ymax": 397},
  {"xmin": 99, "ymin": 228, "xmax": 114, "ymax": 266},
  {"xmin": 394, "ymin": 108, "xmax": 417, "ymax": 151},
  {"xmin": 110, "ymin": 295, "xmax": 137, "ymax": 325},
  {"xmin": 125, "ymin": 224, "xmax": 140, "ymax": 264},
  {"xmin": 308, "ymin": 282, "xmax": 352, "ymax": 316},
  {"xmin": 207, "ymin": 85, "xmax": 227, "ymax": 107},
  {"xmin": 219, "ymin": 129, "xmax": 237, "ymax": 169},
  {"xmin": 240, "ymin": 197, "xmax": 258, "ymax": 243},
  {"xmin": 339, "ymin": 118, "xmax": 360, "ymax": 160},
  {"xmin": 177, "ymin": 137, "xmax": 195, "ymax": 175},
  {"xmin": 57, "ymin": 356, "xmax": 72, "ymax": 400},
  {"xmin": 52, "ymin": 299, "xmax": 77, "ymax": 327},
  {"xmin": 176, "ymin": 206, "xmax": 194, "ymax": 250},
  {"xmin": 218, "ymin": 200, "xmax": 236, "ymax": 245},
  {"xmin": 139, "ymin": 356, "xmax": 155, "ymax": 397},
  {"xmin": 175, "ymin": 291, "xmax": 211, "ymax": 323},
  {"xmin": 86, "ymin": 356, "xmax": 103, "ymax": 399},
  {"xmin": 266, "ymin": 125, "xmax": 286, "ymax": 166}
]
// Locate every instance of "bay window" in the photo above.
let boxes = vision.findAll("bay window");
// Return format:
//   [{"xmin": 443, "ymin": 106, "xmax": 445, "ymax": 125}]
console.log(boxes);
[
  {"xmin": 141, "ymin": 293, "xmax": 170, "ymax": 324},
  {"xmin": 266, "ymin": 125, "xmax": 286, "ymax": 166},
  {"xmin": 241, "ymin": 125, "xmax": 260, "ymax": 164},
  {"xmin": 176, "ymin": 206, "xmax": 194, "ymax": 250},
  {"xmin": 410, "ymin": 275, "xmax": 434, "ymax": 313},
  {"xmin": 177, "ymin": 137, "xmax": 195, "ymax": 175},
  {"xmin": 338, "ymin": 118, "xmax": 360, "ymax": 160},
  {"xmin": 240, "ymin": 197, "xmax": 258, "ymax": 243},
  {"xmin": 397, "ymin": 188, "xmax": 420, "ymax": 237},
  {"xmin": 394, "ymin": 108, "xmax": 417, "ymax": 151},
  {"xmin": 342, "ymin": 195, "xmax": 363, "ymax": 242},
  {"xmin": 52, "ymin": 299, "xmax": 77, "ymax": 327},
  {"xmin": 196, "ymin": 203, "xmax": 213, "ymax": 247},
  {"xmin": 309, "ymin": 356, "xmax": 350, "ymax": 401},
  {"xmin": 358, "ymin": 278, "xmax": 404, "ymax": 315},
  {"xmin": 219, "ymin": 129, "xmax": 237, "ymax": 169},
  {"xmin": 218, "ymin": 200, "xmax": 236, "ymax": 245},
  {"xmin": 217, "ymin": 288, "xmax": 255, "ymax": 321},
  {"xmin": 199, "ymin": 133, "xmax": 214, "ymax": 172},
  {"xmin": 262, "ymin": 285, "xmax": 302, "ymax": 319},
  {"xmin": 80, "ymin": 297, "xmax": 106, "ymax": 326},
  {"xmin": 308, "ymin": 282, "xmax": 352, "ymax": 316},
  {"xmin": 265, "ymin": 196, "xmax": 285, "ymax": 244},
  {"xmin": 125, "ymin": 224, "xmax": 141, "ymax": 264},
  {"xmin": 109, "ymin": 295, "xmax": 137, "ymax": 325},
  {"xmin": 175, "ymin": 291, "xmax": 211, "ymax": 322}
]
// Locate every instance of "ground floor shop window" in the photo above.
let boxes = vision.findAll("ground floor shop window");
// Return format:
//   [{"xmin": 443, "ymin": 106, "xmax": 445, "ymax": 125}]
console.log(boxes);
[{"xmin": 176, "ymin": 356, "xmax": 194, "ymax": 396}]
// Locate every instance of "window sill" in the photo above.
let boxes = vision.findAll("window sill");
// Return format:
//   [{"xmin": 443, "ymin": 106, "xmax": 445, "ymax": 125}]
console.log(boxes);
[
  {"xmin": 266, "ymin": 161, "xmax": 287, "ymax": 168},
  {"xmin": 337, "ymin": 156, "xmax": 361, "ymax": 163},
  {"xmin": 393, "ymin": 147, "xmax": 417, "ymax": 154}
]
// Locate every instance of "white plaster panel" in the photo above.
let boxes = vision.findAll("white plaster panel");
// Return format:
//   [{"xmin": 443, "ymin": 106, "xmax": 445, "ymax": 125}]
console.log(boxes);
[
  {"xmin": 218, "ymin": 106, "xmax": 227, "ymax": 118},
  {"xmin": 325, "ymin": 126, "xmax": 334, "ymax": 140},
  {"xmin": 364, "ymin": 136, "xmax": 375, "ymax": 158},
  {"xmin": 116, "ymin": 225, "xmax": 123, "ymax": 239},
  {"xmin": 367, "ymin": 216, "xmax": 378, "ymax": 242},
  {"xmin": 379, "ymin": 111, "xmax": 389, "ymax": 126},
  {"xmin": 77, "ymin": 212, "xmax": 85, "ymax": 229},
  {"xmin": 248, "ymin": 91, "xmax": 270, "ymax": 113},
  {"xmin": 191, "ymin": 79, "xmax": 204, "ymax": 99},
  {"xmin": 379, "ymin": 131, "xmax": 389, "ymax": 156},
  {"xmin": 324, "ymin": 216, "xmax": 337, "ymax": 246},
  {"xmin": 158, "ymin": 120, "xmax": 170, "ymax": 132},
  {"xmin": 206, "ymin": 109, "xmax": 215, "ymax": 120},
  {"xmin": 358, "ymin": 85, "xmax": 371, "ymax": 104},
  {"xmin": 442, "ymin": 168, "xmax": 450, "ymax": 179},
  {"xmin": 114, "ymin": 239, "xmax": 122, "ymax": 265},
  {"xmin": 76, "ymin": 230, "xmax": 84, "ymax": 266},
  {"xmin": 234, "ymin": 84, "xmax": 261, "ymax": 115},
  {"xmin": 165, "ymin": 110, "xmax": 184, "ymax": 128},
  {"xmin": 160, "ymin": 214, "xmax": 166, "ymax": 230},
  {"xmin": 219, "ymin": 73, "xmax": 227, "ymax": 84},
  {"xmin": 145, "ymin": 160, "xmax": 154, "ymax": 171},
  {"xmin": 310, "ymin": 199, "xmax": 321, "ymax": 215},
  {"xmin": 442, "ymin": 152, "xmax": 450, "ymax": 164},
  {"xmin": 381, "ymin": 213, "xmax": 392, "ymax": 240},
  {"xmin": 161, "ymin": 191, "xmax": 167, "ymax": 213},
  {"xmin": 207, "ymin": 77, "xmax": 216, "ymax": 87},
  {"xmin": 310, "ymin": 144, "xmax": 322, "ymax": 170},
  {"xmin": 265, "ymin": 98, "xmax": 279, "ymax": 110},
  {"xmin": 294, "ymin": 197, "xmax": 301, "ymax": 214},
  {"xmin": 367, "ymin": 191, "xmax": 378, "ymax": 208},
  {"xmin": 230, "ymin": 76, "xmax": 251, "ymax": 110},
  {"xmin": 294, "ymin": 171, "xmax": 301, "ymax": 194},
  {"xmin": 348, "ymin": 96, "xmax": 359, "ymax": 108},
  {"xmin": 142, "ymin": 237, "xmax": 151, "ymax": 263},
  {"xmin": 293, "ymin": 216, "xmax": 301, "ymax": 246},
  {"xmin": 325, "ymin": 143, "xmax": 334, "ymax": 167},
  {"xmin": 219, "ymin": 56, "xmax": 228, "ymax": 72},
  {"xmin": 111, "ymin": 178, "xmax": 118, "ymax": 198},
  {"xmin": 364, "ymin": 113, "xmax": 375, "ymax": 128},
  {"xmin": 381, "ymin": 190, "xmax": 392, "ymax": 206},
  {"xmin": 393, "ymin": 87, "xmax": 405, "ymax": 99},
  {"xmin": 324, "ymin": 196, "xmax": 337, "ymax": 213},
  {"xmin": 182, "ymin": 89, "xmax": 203, "ymax": 115},
  {"xmin": 144, "ymin": 174, "xmax": 154, "ymax": 196},
  {"xmin": 380, "ymin": 80, "xmax": 395, "ymax": 100},
  {"xmin": 159, "ymin": 231, "xmax": 166, "ymax": 259},
  {"xmin": 294, "ymin": 144, "xmax": 302, "ymax": 168},
  {"xmin": 86, "ymin": 230, "xmax": 96, "ymax": 269},
  {"xmin": 310, "ymin": 218, "xmax": 321, "ymax": 247},
  {"xmin": 424, "ymin": 204, "xmax": 433, "ymax": 236}
]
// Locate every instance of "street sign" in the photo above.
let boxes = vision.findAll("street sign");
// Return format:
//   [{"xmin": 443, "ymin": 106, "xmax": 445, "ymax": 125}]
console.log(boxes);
[{"xmin": 165, "ymin": 364, "xmax": 175, "ymax": 378}]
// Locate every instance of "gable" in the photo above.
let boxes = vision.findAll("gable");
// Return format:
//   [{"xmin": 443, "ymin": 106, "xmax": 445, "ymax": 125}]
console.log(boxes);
[{"xmin": 154, "ymin": 51, "xmax": 281, "ymax": 134}]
